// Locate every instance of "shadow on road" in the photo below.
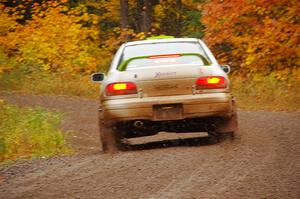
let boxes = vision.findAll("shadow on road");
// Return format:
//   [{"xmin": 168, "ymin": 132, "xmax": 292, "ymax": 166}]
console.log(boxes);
[{"xmin": 122, "ymin": 134, "xmax": 233, "ymax": 151}]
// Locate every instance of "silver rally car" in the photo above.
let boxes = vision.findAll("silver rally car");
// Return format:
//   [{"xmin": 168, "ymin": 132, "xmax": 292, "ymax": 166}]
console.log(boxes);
[{"xmin": 92, "ymin": 37, "xmax": 238, "ymax": 152}]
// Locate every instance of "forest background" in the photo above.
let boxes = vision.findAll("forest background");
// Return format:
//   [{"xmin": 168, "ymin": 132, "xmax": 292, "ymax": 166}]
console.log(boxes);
[
  {"xmin": 0, "ymin": 0, "xmax": 299, "ymax": 162},
  {"xmin": 0, "ymin": 0, "xmax": 299, "ymax": 111}
]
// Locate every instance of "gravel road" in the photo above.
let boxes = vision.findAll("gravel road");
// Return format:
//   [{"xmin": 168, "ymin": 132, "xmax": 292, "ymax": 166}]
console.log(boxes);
[{"xmin": 0, "ymin": 92, "xmax": 299, "ymax": 199}]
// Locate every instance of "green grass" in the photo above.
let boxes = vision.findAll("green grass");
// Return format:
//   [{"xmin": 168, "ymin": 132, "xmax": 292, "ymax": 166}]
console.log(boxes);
[
  {"xmin": 0, "ymin": 70, "xmax": 99, "ymax": 98},
  {"xmin": 0, "ymin": 100, "xmax": 71, "ymax": 163},
  {"xmin": 231, "ymin": 75, "xmax": 300, "ymax": 112}
]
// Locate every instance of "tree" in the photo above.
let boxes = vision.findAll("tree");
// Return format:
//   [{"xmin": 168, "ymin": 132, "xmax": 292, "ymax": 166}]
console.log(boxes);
[
  {"xmin": 152, "ymin": 0, "xmax": 204, "ymax": 38},
  {"xmin": 202, "ymin": 0, "xmax": 299, "ymax": 78},
  {"xmin": 120, "ymin": 0, "xmax": 129, "ymax": 28},
  {"xmin": 136, "ymin": 0, "xmax": 153, "ymax": 33},
  {"xmin": 0, "ymin": 0, "xmax": 106, "ymax": 74}
]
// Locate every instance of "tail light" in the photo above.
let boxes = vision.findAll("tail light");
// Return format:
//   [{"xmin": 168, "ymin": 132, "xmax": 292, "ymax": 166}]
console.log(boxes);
[
  {"xmin": 106, "ymin": 82, "xmax": 137, "ymax": 96},
  {"xmin": 196, "ymin": 76, "xmax": 227, "ymax": 89}
]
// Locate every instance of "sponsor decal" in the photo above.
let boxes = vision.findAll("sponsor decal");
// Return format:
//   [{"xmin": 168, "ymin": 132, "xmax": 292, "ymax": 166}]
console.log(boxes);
[{"xmin": 154, "ymin": 71, "xmax": 176, "ymax": 78}]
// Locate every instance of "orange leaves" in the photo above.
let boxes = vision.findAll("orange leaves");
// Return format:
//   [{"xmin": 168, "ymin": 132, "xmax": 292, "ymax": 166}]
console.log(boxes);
[{"xmin": 203, "ymin": 0, "xmax": 299, "ymax": 77}]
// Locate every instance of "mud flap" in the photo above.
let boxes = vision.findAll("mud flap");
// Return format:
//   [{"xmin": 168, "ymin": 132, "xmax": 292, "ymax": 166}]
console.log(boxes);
[
  {"xmin": 100, "ymin": 121, "xmax": 122, "ymax": 153},
  {"xmin": 216, "ymin": 98, "xmax": 238, "ymax": 133},
  {"xmin": 215, "ymin": 112, "xmax": 238, "ymax": 133}
]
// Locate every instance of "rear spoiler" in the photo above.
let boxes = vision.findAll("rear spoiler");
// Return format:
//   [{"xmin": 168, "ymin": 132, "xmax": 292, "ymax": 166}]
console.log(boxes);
[{"xmin": 117, "ymin": 53, "xmax": 211, "ymax": 71}]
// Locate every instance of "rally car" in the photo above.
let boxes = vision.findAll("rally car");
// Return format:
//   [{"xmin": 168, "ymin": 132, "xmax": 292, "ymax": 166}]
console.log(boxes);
[{"xmin": 92, "ymin": 37, "xmax": 238, "ymax": 152}]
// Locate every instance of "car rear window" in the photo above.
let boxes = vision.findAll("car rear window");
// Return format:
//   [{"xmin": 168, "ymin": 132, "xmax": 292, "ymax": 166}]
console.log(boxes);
[
  {"xmin": 126, "ymin": 55, "xmax": 205, "ymax": 69},
  {"xmin": 123, "ymin": 42, "xmax": 207, "ymax": 60},
  {"xmin": 121, "ymin": 42, "xmax": 210, "ymax": 69}
]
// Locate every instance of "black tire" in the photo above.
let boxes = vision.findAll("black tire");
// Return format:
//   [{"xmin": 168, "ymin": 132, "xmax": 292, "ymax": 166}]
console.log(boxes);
[
  {"xmin": 228, "ymin": 131, "xmax": 235, "ymax": 140},
  {"xmin": 207, "ymin": 131, "xmax": 221, "ymax": 144},
  {"xmin": 213, "ymin": 131, "xmax": 235, "ymax": 142},
  {"xmin": 99, "ymin": 121, "xmax": 124, "ymax": 153}
]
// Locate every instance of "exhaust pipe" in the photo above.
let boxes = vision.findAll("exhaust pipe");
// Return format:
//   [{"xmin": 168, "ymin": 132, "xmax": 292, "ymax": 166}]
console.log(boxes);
[{"xmin": 134, "ymin": 120, "xmax": 144, "ymax": 128}]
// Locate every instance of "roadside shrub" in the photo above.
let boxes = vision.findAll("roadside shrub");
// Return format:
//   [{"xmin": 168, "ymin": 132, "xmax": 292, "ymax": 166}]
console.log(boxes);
[
  {"xmin": 231, "ymin": 71, "xmax": 300, "ymax": 111},
  {"xmin": 0, "ymin": 99, "xmax": 70, "ymax": 162},
  {"xmin": 0, "ymin": 69, "xmax": 99, "ymax": 98}
]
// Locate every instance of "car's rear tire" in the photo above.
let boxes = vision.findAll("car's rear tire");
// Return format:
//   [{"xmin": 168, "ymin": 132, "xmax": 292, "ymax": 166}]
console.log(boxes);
[
  {"xmin": 99, "ymin": 121, "xmax": 125, "ymax": 153},
  {"xmin": 215, "ymin": 111, "xmax": 238, "ymax": 136},
  {"xmin": 218, "ymin": 131, "xmax": 235, "ymax": 141},
  {"xmin": 207, "ymin": 131, "xmax": 221, "ymax": 143}
]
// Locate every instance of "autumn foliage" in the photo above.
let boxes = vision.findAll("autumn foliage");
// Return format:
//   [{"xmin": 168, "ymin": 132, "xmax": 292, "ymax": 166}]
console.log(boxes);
[
  {"xmin": 202, "ymin": 0, "xmax": 299, "ymax": 80},
  {"xmin": 0, "ymin": 0, "xmax": 299, "ymax": 110},
  {"xmin": 0, "ymin": 0, "xmax": 110, "ymax": 74}
]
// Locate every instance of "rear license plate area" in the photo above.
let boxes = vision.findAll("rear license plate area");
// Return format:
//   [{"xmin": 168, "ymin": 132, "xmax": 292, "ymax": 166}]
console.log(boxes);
[{"xmin": 153, "ymin": 103, "xmax": 183, "ymax": 121}]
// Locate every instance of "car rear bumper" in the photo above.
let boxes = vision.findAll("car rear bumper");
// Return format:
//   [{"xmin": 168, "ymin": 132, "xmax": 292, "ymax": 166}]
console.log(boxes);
[{"xmin": 101, "ymin": 93, "xmax": 234, "ymax": 121}]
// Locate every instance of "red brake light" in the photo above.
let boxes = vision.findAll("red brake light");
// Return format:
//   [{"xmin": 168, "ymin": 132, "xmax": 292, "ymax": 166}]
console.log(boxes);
[
  {"xmin": 106, "ymin": 82, "xmax": 137, "ymax": 96},
  {"xmin": 196, "ymin": 76, "xmax": 227, "ymax": 89}
]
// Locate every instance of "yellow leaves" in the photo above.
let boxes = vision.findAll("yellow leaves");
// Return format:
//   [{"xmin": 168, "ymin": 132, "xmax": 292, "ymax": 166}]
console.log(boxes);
[
  {"xmin": 135, "ymin": 32, "xmax": 146, "ymax": 40},
  {"xmin": 96, "ymin": 0, "xmax": 119, "ymax": 22},
  {"xmin": 88, "ymin": 28, "xmax": 100, "ymax": 40},
  {"xmin": 43, "ymin": 63, "xmax": 51, "ymax": 71},
  {"xmin": 0, "ymin": 1, "xmax": 102, "ymax": 74},
  {"xmin": 92, "ymin": 19, "xmax": 98, "ymax": 25},
  {"xmin": 246, "ymin": 46, "xmax": 256, "ymax": 54},
  {"xmin": 291, "ymin": 67, "xmax": 300, "ymax": 81},
  {"xmin": 61, "ymin": 6, "xmax": 68, "ymax": 12},
  {"xmin": 91, "ymin": 14, "xmax": 99, "ymax": 25},
  {"xmin": 263, "ymin": 16, "xmax": 272, "ymax": 25},
  {"xmin": 272, "ymin": 68, "xmax": 291, "ymax": 81},
  {"xmin": 245, "ymin": 55, "xmax": 256, "ymax": 66},
  {"xmin": 0, "ymin": 99, "xmax": 5, "ymax": 105},
  {"xmin": 255, "ymin": 7, "xmax": 268, "ymax": 16},
  {"xmin": 0, "ymin": 7, "xmax": 19, "ymax": 36},
  {"xmin": 154, "ymin": 4, "xmax": 166, "ymax": 20},
  {"xmin": 81, "ymin": 13, "xmax": 90, "ymax": 22}
]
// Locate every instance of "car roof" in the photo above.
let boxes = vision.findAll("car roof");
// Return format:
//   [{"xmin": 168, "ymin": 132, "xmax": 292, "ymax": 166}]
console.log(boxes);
[{"xmin": 124, "ymin": 38, "xmax": 200, "ymax": 47}]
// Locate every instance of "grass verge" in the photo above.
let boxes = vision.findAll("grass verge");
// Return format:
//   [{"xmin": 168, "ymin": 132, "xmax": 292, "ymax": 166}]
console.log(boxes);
[
  {"xmin": 231, "ymin": 75, "xmax": 300, "ymax": 112},
  {"xmin": 0, "ymin": 70, "xmax": 99, "ymax": 98},
  {"xmin": 0, "ymin": 99, "xmax": 71, "ymax": 163}
]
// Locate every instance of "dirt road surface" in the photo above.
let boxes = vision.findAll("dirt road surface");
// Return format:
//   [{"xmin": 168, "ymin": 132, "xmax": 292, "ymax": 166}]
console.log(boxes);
[{"xmin": 0, "ymin": 92, "xmax": 299, "ymax": 199}]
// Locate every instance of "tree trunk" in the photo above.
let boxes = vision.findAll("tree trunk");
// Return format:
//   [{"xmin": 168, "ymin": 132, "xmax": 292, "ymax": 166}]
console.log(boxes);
[
  {"xmin": 120, "ymin": 0, "xmax": 129, "ymax": 28},
  {"xmin": 141, "ymin": 0, "xmax": 152, "ymax": 33},
  {"xmin": 136, "ymin": 0, "xmax": 153, "ymax": 33},
  {"xmin": 175, "ymin": 0, "xmax": 183, "ymax": 37},
  {"xmin": 136, "ymin": 0, "xmax": 143, "ymax": 32}
]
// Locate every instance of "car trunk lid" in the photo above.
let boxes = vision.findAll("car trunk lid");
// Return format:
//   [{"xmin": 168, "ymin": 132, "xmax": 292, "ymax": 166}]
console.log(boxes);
[{"xmin": 118, "ymin": 65, "xmax": 210, "ymax": 97}]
